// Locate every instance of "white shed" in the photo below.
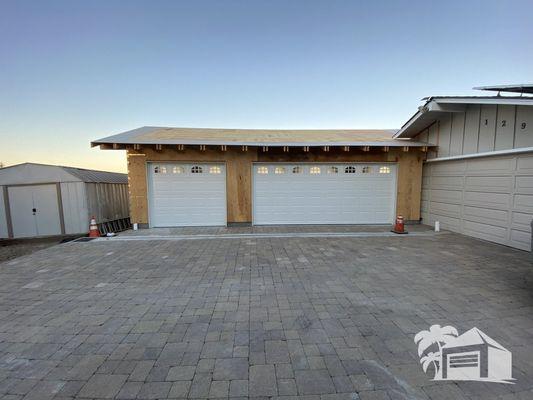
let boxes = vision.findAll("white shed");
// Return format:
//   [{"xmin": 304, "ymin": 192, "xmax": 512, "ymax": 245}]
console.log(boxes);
[{"xmin": 0, "ymin": 163, "xmax": 129, "ymax": 239}]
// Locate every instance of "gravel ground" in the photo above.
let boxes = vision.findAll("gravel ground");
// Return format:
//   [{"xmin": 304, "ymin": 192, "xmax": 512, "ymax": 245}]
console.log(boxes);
[{"xmin": 0, "ymin": 237, "xmax": 78, "ymax": 263}]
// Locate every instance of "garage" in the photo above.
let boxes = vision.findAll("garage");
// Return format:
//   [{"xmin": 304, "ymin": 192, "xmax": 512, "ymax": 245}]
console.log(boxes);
[
  {"xmin": 148, "ymin": 162, "xmax": 227, "ymax": 227},
  {"xmin": 253, "ymin": 163, "xmax": 397, "ymax": 225}
]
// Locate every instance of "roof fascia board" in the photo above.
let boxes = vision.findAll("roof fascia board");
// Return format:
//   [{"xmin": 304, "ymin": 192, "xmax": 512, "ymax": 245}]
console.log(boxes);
[
  {"xmin": 92, "ymin": 140, "xmax": 431, "ymax": 147},
  {"xmin": 433, "ymin": 97, "xmax": 533, "ymax": 106},
  {"xmin": 428, "ymin": 102, "xmax": 466, "ymax": 112}
]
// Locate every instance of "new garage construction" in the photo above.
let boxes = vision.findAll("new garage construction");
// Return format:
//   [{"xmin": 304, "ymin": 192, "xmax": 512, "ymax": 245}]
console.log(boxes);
[
  {"xmin": 92, "ymin": 85, "xmax": 533, "ymax": 251},
  {"xmin": 0, "ymin": 163, "xmax": 129, "ymax": 239},
  {"xmin": 93, "ymin": 128, "xmax": 429, "ymax": 229}
]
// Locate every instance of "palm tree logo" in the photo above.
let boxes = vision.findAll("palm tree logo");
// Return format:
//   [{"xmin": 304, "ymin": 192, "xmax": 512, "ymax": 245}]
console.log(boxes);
[{"xmin": 414, "ymin": 324, "xmax": 458, "ymax": 379}]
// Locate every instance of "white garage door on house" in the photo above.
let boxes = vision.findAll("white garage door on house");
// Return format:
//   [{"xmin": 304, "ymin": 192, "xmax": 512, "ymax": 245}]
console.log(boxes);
[
  {"xmin": 8, "ymin": 184, "xmax": 62, "ymax": 238},
  {"xmin": 148, "ymin": 163, "xmax": 227, "ymax": 227},
  {"xmin": 253, "ymin": 163, "xmax": 397, "ymax": 225},
  {"xmin": 421, "ymin": 153, "xmax": 533, "ymax": 251}
]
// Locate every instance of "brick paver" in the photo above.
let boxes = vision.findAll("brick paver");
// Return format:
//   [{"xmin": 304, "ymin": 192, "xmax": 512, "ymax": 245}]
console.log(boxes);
[{"xmin": 0, "ymin": 231, "xmax": 532, "ymax": 399}]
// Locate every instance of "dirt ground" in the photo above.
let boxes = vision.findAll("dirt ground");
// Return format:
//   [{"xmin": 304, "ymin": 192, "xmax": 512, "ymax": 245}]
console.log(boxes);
[{"xmin": 0, "ymin": 236, "xmax": 79, "ymax": 263}]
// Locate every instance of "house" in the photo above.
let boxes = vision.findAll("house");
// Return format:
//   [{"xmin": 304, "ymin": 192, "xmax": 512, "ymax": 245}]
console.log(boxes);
[
  {"xmin": 92, "ymin": 128, "xmax": 432, "ymax": 228},
  {"xmin": 441, "ymin": 327, "xmax": 513, "ymax": 382},
  {"xmin": 0, "ymin": 163, "xmax": 129, "ymax": 239},
  {"xmin": 396, "ymin": 84, "xmax": 533, "ymax": 251}
]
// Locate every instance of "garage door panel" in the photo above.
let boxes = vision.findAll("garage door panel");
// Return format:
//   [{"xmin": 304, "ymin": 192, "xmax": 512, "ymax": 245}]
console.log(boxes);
[
  {"xmin": 423, "ymin": 153, "xmax": 533, "ymax": 251},
  {"xmin": 149, "ymin": 163, "xmax": 226, "ymax": 227},
  {"xmin": 465, "ymin": 176, "xmax": 513, "ymax": 193},
  {"xmin": 513, "ymin": 194, "xmax": 533, "ymax": 213},
  {"xmin": 511, "ymin": 212, "xmax": 532, "ymax": 232},
  {"xmin": 510, "ymin": 230, "xmax": 532, "ymax": 251},
  {"xmin": 463, "ymin": 206, "xmax": 508, "ymax": 226},
  {"xmin": 253, "ymin": 163, "xmax": 396, "ymax": 225},
  {"xmin": 515, "ymin": 176, "xmax": 533, "ymax": 194},
  {"xmin": 463, "ymin": 191, "xmax": 510, "ymax": 210}
]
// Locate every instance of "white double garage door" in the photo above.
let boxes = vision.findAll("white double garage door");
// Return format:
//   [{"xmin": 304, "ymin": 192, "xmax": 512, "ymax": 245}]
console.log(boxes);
[{"xmin": 148, "ymin": 162, "xmax": 397, "ymax": 227}]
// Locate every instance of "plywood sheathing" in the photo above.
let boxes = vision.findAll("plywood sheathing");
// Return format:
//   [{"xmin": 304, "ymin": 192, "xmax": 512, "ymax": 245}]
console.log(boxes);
[{"xmin": 126, "ymin": 147, "xmax": 423, "ymax": 225}]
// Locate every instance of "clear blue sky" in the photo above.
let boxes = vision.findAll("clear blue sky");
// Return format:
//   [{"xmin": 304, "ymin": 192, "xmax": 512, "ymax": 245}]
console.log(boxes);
[{"xmin": 1, "ymin": 0, "xmax": 532, "ymax": 172}]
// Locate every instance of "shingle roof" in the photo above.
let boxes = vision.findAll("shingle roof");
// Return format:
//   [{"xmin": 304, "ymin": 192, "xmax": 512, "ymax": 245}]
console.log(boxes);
[{"xmin": 92, "ymin": 126, "xmax": 432, "ymax": 147}]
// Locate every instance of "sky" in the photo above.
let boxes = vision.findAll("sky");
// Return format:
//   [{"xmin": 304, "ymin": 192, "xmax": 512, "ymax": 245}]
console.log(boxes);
[{"xmin": 1, "ymin": 0, "xmax": 532, "ymax": 173}]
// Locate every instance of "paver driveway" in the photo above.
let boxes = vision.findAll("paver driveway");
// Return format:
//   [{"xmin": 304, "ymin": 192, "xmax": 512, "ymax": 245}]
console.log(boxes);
[{"xmin": 0, "ymin": 231, "xmax": 532, "ymax": 399}]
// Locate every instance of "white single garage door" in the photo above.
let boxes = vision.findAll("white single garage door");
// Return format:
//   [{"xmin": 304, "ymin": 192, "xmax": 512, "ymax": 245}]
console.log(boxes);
[
  {"xmin": 148, "ymin": 163, "xmax": 226, "ymax": 227},
  {"xmin": 253, "ymin": 163, "xmax": 397, "ymax": 225},
  {"xmin": 422, "ymin": 152, "xmax": 533, "ymax": 251}
]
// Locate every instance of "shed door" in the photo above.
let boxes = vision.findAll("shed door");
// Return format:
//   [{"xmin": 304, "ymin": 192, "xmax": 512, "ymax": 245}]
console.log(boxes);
[
  {"xmin": 148, "ymin": 163, "xmax": 227, "ymax": 227},
  {"xmin": 253, "ymin": 163, "xmax": 397, "ymax": 225},
  {"xmin": 9, "ymin": 185, "xmax": 62, "ymax": 238}
]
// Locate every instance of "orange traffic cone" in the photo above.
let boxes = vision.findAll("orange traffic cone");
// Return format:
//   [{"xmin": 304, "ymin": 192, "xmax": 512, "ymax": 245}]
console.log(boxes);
[
  {"xmin": 88, "ymin": 216, "xmax": 100, "ymax": 237},
  {"xmin": 391, "ymin": 215, "xmax": 408, "ymax": 234}
]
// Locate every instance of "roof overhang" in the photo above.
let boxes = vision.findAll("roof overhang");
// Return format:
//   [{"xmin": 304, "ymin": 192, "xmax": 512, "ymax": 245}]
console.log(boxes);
[
  {"xmin": 92, "ymin": 126, "xmax": 435, "ymax": 150},
  {"xmin": 394, "ymin": 96, "xmax": 533, "ymax": 138}
]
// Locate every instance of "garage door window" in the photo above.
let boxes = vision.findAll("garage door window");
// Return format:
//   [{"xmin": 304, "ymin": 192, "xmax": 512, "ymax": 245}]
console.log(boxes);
[
  {"xmin": 379, "ymin": 166, "xmax": 391, "ymax": 174},
  {"xmin": 257, "ymin": 166, "xmax": 269, "ymax": 174},
  {"xmin": 345, "ymin": 166, "xmax": 356, "ymax": 173},
  {"xmin": 274, "ymin": 167, "xmax": 286, "ymax": 174},
  {"xmin": 292, "ymin": 166, "xmax": 302, "ymax": 174},
  {"xmin": 327, "ymin": 166, "xmax": 338, "ymax": 174},
  {"xmin": 310, "ymin": 166, "xmax": 321, "ymax": 174},
  {"xmin": 191, "ymin": 166, "xmax": 203, "ymax": 173},
  {"xmin": 172, "ymin": 166, "xmax": 184, "ymax": 174},
  {"xmin": 154, "ymin": 166, "xmax": 167, "ymax": 174},
  {"xmin": 209, "ymin": 166, "xmax": 222, "ymax": 174},
  {"xmin": 362, "ymin": 166, "xmax": 372, "ymax": 173}
]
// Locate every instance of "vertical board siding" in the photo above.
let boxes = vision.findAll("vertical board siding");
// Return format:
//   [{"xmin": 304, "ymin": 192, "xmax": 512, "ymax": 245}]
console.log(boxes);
[
  {"xmin": 86, "ymin": 183, "xmax": 129, "ymax": 223},
  {"xmin": 495, "ymin": 105, "xmax": 516, "ymax": 150},
  {"xmin": 422, "ymin": 152, "xmax": 533, "ymax": 251},
  {"xmin": 438, "ymin": 115, "xmax": 452, "ymax": 157},
  {"xmin": 415, "ymin": 105, "xmax": 533, "ymax": 159},
  {"xmin": 450, "ymin": 113, "xmax": 465, "ymax": 156},
  {"xmin": 0, "ymin": 186, "xmax": 7, "ymax": 238},
  {"xmin": 515, "ymin": 106, "xmax": 533, "ymax": 148},
  {"xmin": 60, "ymin": 182, "xmax": 88, "ymax": 234},
  {"xmin": 478, "ymin": 105, "xmax": 498, "ymax": 152},
  {"xmin": 463, "ymin": 105, "xmax": 481, "ymax": 154}
]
